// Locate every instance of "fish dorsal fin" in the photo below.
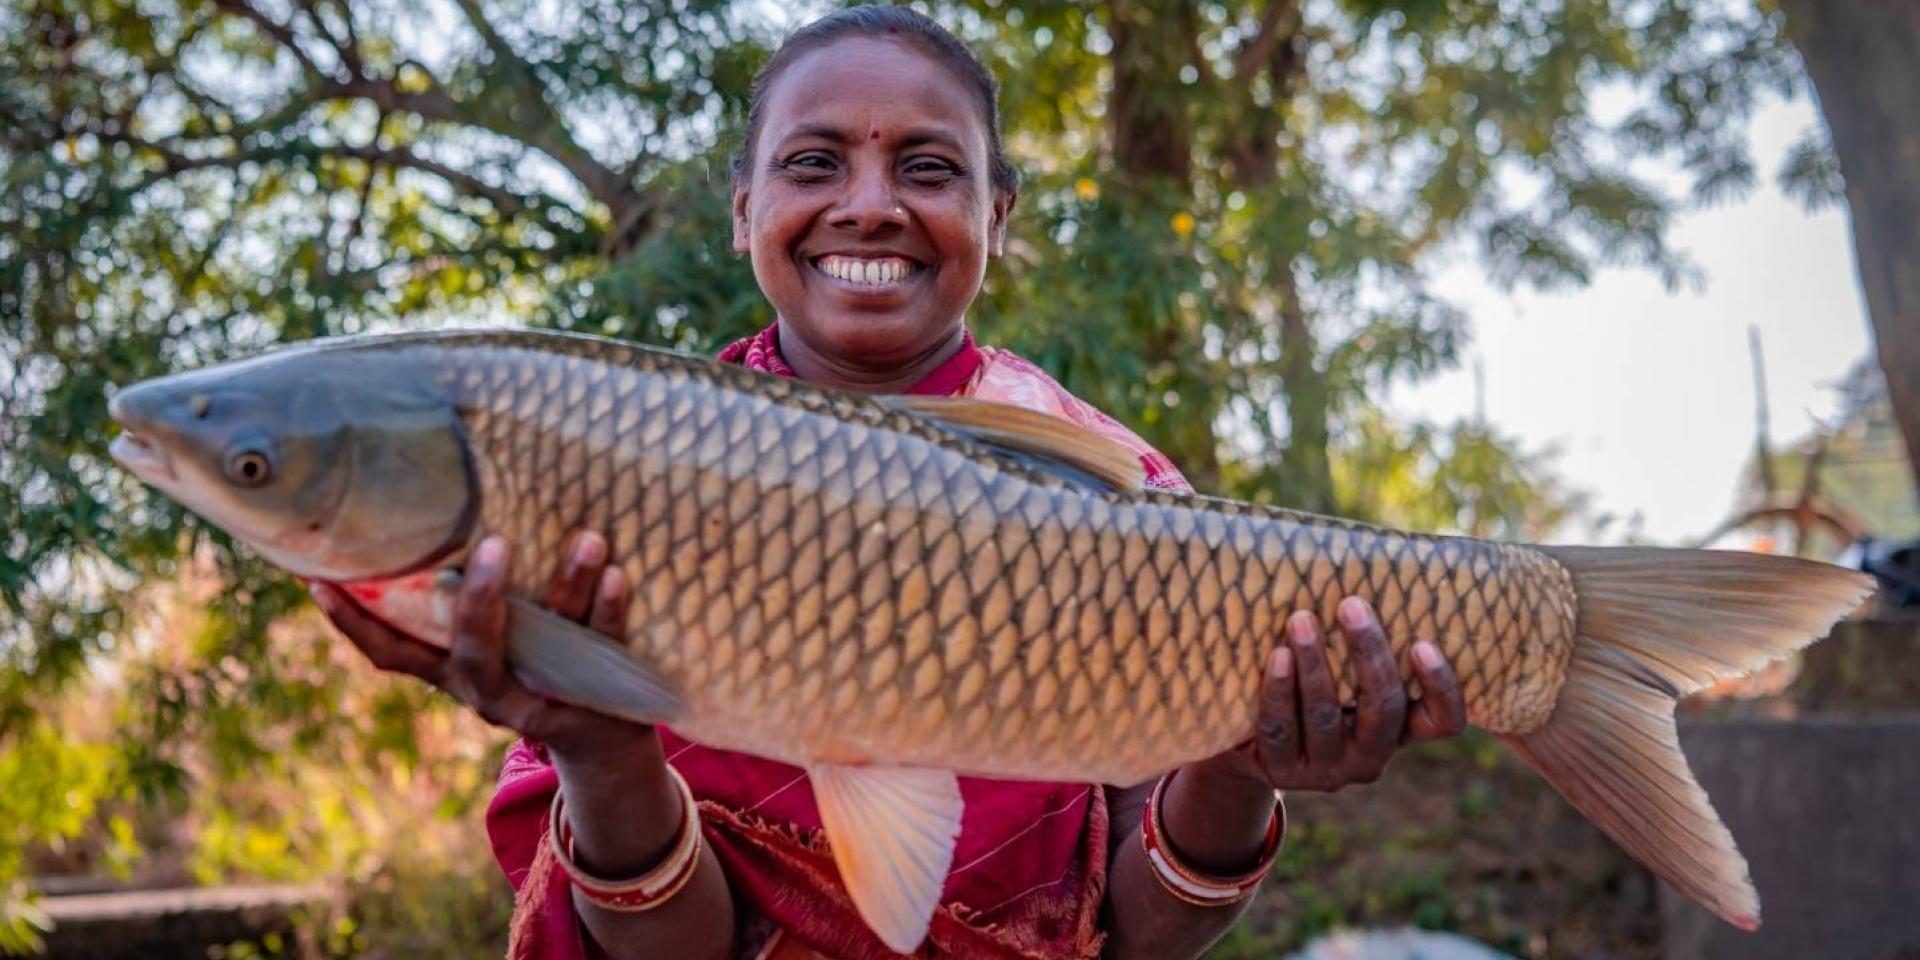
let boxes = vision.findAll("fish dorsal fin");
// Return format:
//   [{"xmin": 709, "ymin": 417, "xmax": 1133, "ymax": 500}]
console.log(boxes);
[
  {"xmin": 502, "ymin": 595, "xmax": 687, "ymax": 725},
  {"xmin": 809, "ymin": 764, "xmax": 963, "ymax": 954},
  {"xmin": 889, "ymin": 396, "xmax": 1145, "ymax": 491}
]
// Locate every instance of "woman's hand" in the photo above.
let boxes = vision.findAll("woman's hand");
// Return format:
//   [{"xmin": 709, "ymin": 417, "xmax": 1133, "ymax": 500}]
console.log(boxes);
[
  {"xmin": 309, "ymin": 531, "xmax": 650, "ymax": 760},
  {"xmin": 1104, "ymin": 596, "xmax": 1466, "ymax": 957},
  {"xmin": 1205, "ymin": 595, "xmax": 1468, "ymax": 793},
  {"xmin": 314, "ymin": 531, "xmax": 733, "ymax": 959}
]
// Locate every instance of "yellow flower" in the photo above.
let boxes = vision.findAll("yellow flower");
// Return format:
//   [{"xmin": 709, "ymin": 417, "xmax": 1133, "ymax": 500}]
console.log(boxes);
[
  {"xmin": 1074, "ymin": 177, "xmax": 1100, "ymax": 201},
  {"xmin": 1170, "ymin": 211, "xmax": 1196, "ymax": 238}
]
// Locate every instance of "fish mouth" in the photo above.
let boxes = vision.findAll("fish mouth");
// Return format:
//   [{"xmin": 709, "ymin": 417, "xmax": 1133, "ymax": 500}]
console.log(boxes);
[
  {"xmin": 109, "ymin": 429, "xmax": 176, "ymax": 483},
  {"xmin": 107, "ymin": 385, "xmax": 177, "ymax": 483}
]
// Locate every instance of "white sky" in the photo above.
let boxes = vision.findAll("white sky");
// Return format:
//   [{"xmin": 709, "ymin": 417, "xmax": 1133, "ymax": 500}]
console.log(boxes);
[{"xmin": 1385, "ymin": 97, "xmax": 1873, "ymax": 546}]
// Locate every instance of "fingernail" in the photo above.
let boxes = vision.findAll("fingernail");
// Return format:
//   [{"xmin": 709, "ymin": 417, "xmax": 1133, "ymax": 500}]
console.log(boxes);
[
  {"xmin": 1272, "ymin": 648, "xmax": 1293, "ymax": 678},
  {"xmin": 1287, "ymin": 611, "xmax": 1317, "ymax": 643},
  {"xmin": 1338, "ymin": 597, "xmax": 1370, "ymax": 630},
  {"xmin": 598, "ymin": 566, "xmax": 624, "ymax": 602},
  {"xmin": 1414, "ymin": 642, "xmax": 1444, "ymax": 671},
  {"xmin": 475, "ymin": 536, "xmax": 507, "ymax": 568},
  {"xmin": 308, "ymin": 584, "xmax": 337, "ymax": 613},
  {"xmin": 573, "ymin": 533, "xmax": 605, "ymax": 567}
]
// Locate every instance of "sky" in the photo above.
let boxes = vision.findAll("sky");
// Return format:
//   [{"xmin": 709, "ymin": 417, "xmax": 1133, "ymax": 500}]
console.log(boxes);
[{"xmin": 1385, "ymin": 96, "xmax": 1874, "ymax": 546}]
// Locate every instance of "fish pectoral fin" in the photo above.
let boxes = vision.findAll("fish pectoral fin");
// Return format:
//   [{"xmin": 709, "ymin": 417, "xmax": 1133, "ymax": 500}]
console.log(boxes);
[
  {"xmin": 809, "ymin": 764, "xmax": 963, "ymax": 955},
  {"xmin": 503, "ymin": 596, "xmax": 686, "ymax": 725},
  {"xmin": 886, "ymin": 396, "xmax": 1146, "ymax": 492}
]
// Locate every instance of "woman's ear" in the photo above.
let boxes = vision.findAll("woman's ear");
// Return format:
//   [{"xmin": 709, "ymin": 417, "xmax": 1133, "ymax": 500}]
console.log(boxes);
[
  {"xmin": 732, "ymin": 185, "xmax": 751, "ymax": 253},
  {"xmin": 987, "ymin": 189, "xmax": 1016, "ymax": 259}
]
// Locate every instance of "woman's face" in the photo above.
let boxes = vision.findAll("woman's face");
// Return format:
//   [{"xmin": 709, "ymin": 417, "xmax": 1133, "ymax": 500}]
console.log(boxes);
[{"xmin": 733, "ymin": 36, "xmax": 1013, "ymax": 371}]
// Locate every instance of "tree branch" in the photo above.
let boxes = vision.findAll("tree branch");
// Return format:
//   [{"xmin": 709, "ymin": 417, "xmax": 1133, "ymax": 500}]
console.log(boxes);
[
  {"xmin": 1219, "ymin": 0, "xmax": 1309, "ymax": 188},
  {"xmin": 66, "ymin": 0, "xmax": 655, "ymax": 258},
  {"xmin": 1234, "ymin": 0, "xmax": 1300, "ymax": 81},
  {"xmin": 451, "ymin": 0, "xmax": 530, "ymax": 78},
  {"xmin": 1182, "ymin": 4, "xmax": 1216, "ymax": 87},
  {"xmin": 333, "ymin": 107, "xmax": 387, "ymax": 275},
  {"xmin": 324, "ymin": 71, "xmax": 646, "ymax": 238},
  {"xmin": 111, "ymin": 129, "xmax": 527, "ymax": 217},
  {"xmin": 212, "ymin": 0, "xmax": 331, "ymax": 82},
  {"xmin": 295, "ymin": 0, "xmax": 364, "ymax": 79},
  {"xmin": 435, "ymin": 0, "xmax": 649, "ymax": 242}
]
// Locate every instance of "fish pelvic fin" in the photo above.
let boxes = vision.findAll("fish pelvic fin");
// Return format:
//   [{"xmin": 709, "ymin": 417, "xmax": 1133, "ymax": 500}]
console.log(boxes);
[
  {"xmin": 1504, "ymin": 546, "xmax": 1873, "ymax": 931},
  {"xmin": 809, "ymin": 764, "xmax": 962, "ymax": 955}
]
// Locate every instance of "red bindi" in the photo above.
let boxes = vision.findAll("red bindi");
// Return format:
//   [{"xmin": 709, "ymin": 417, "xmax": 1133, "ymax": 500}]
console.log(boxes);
[{"xmin": 870, "ymin": 129, "xmax": 881, "ymax": 140}]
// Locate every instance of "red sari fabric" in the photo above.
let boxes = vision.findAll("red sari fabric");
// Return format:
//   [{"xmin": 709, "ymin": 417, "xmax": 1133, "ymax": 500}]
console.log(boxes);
[{"xmin": 487, "ymin": 324, "xmax": 1190, "ymax": 959}]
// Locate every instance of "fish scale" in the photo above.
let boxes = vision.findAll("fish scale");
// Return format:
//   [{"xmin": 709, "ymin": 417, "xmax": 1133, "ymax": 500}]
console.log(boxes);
[
  {"xmin": 428, "ymin": 332, "xmax": 1578, "ymax": 783},
  {"xmin": 111, "ymin": 327, "xmax": 1873, "ymax": 945}
]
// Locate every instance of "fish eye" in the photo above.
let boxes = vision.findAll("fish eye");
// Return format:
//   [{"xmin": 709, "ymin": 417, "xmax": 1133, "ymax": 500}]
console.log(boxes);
[{"xmin": 224, "ymin": 446, "xmax": 274, "ymax": 487}]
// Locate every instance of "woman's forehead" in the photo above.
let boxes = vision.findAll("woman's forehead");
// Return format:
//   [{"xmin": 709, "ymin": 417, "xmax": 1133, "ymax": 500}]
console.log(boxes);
[{"xmin": 760, "ymin": 37, "xmax": 989, "ymax": 151}]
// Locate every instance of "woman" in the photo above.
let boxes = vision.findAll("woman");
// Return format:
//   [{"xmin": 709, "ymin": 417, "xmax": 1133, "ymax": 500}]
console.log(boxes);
[{"xmin": 312, "ymin": 8, "xmax": 1466, "ymax": 959}]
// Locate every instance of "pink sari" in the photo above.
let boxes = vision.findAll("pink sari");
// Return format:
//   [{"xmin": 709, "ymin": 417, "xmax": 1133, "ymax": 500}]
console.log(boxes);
[{"xmin": 488, "ymin": 325, "xmax": 1190, "ymax": 959}]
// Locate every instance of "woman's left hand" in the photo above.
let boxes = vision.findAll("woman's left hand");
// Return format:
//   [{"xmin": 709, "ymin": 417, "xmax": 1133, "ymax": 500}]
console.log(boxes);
[{"xmin": 1202, "ymin": 595, "xmax": 1468, "ymax": 793}]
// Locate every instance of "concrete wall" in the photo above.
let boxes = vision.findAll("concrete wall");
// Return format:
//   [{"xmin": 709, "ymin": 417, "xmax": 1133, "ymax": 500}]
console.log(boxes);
[{"xmin": 1661, "ymin": 717, "xmax": 1920, "ymax": 960}]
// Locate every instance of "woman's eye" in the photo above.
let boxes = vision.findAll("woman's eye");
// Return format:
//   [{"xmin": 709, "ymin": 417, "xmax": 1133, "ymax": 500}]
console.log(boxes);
[
  {"xmin": 784, "ymin": 154, "xmax": 837, "ymax": 175},
  {"xmin": 905, "ymin": 159, "xmax": 956, "ymax": 176}
]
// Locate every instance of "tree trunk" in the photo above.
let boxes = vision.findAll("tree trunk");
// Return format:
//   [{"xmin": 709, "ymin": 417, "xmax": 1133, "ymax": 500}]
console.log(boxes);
[
  {"xmin": 1779, "ymin": 1, "xmax": 1920, "ymax": 499},
  {"xmin": 1104, "ymin": 0, "xmax": 1193, "ymax": 185},
  {"xmin": 1225, "ymin": 4, "xmax": 1334, "ymax": 511},
  {"xmin": 1099, "ymin": 0, "xmax": 1229, "ymax": 491},
  {"xmin": 1277, "ymin": 268, "xmax": 1334, "ymax": 513}
]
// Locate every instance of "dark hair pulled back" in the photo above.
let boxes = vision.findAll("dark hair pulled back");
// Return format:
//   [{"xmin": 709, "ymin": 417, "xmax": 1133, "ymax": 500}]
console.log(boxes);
[{"xmin": 730, "ymin": 5, "xmax": 1020, "ymax": 195}]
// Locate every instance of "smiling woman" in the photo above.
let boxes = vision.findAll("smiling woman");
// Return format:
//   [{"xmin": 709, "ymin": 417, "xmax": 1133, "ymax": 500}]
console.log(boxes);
[
  {"xmin": 307, "ymin": 7, "xmax": 1468, "ymax": 960},
  {"xmin": 730, "ymin": 24, "xmax": 1016, "ymax": 394}
]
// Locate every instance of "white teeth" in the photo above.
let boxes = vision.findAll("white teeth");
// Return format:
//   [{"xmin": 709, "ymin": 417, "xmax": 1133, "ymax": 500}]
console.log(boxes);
[{"xmin": 819, "ymin": 256, "xmax": 915, "ymax": 286}]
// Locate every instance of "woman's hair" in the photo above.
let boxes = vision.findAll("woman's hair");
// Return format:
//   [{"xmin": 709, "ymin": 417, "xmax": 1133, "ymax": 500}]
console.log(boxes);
[{"xmin": 730, "ymin": 5, "xmax": 1019, "ymax": 195}]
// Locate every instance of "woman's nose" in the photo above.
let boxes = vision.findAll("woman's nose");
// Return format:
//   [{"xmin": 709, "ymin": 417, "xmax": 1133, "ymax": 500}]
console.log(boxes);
[{"xmin": 829, "ymin": 163, "xmax": 908, "ymax": 234}]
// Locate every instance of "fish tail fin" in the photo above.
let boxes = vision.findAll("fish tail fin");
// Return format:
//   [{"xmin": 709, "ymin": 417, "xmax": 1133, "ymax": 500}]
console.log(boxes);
[{"xmin": 1500, "ymin": 546, "xmax": 1872, "ymax": 931}]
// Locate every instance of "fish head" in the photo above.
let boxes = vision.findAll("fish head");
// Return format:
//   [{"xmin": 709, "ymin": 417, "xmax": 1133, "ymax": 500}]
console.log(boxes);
[{"xmin": 109, "ymin": 344, "xmax": 474, "ymax": 581}]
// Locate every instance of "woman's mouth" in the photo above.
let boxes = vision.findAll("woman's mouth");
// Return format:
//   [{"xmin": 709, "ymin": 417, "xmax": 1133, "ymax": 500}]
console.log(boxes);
[{"xmin": 811, "ymin": 255, "xmax": 924, "ymax": 292}]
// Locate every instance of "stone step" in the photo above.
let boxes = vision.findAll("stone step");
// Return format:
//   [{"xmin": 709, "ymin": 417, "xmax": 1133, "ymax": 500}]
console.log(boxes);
[{"xmin": 40, "ymin": 884, "xmax": 333, "ymax": 960}]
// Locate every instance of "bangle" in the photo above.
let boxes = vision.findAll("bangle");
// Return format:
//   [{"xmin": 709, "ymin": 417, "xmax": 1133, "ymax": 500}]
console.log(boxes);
[
  {"xmin": 1139, "ymin": 770, "xmax": 1285, "ymax": 907},
  {"xmin": 548, "ymin": 763, "xmax": 703, "ymax": 913}
]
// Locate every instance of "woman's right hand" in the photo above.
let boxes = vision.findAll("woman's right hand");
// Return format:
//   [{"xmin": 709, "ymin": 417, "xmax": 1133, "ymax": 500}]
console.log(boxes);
[{"xmin": 309, "ymin": 531, "xmax": 654, "ymax": 761}]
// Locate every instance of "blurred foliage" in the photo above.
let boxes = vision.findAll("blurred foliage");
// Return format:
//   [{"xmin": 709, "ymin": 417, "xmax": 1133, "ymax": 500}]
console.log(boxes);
[{"xmin": 0, "ymin": 0, "xmax": 1830, "ymax": 953}]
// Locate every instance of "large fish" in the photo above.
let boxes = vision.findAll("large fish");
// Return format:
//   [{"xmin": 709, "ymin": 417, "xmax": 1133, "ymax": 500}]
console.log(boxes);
[{"xmin": 109, "ymin": 329, "xmax": 1869, "ymax": 953}]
